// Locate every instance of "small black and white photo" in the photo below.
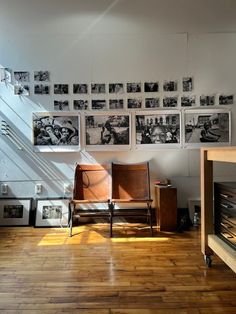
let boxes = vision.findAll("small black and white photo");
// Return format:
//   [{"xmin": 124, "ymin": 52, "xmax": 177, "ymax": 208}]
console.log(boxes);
[
  {"xmin": 163, "ymin": 96, "xmax": 178, "ymax": 107},
  {"xmin": 73, "ymin": 84, "xmax": 88, "ymax": 94},
  {"xmin": 109, "ymin": 99, "xmax": 124, "ymax": 109},
  {"xmin": 181, "ymin": 96, "xmax": 196, "ymax": 107},
  {"xmin": 0, "ymin": 68, "xmax": 12, "ymax": 83},
  {"xmin": 91, "ymin": 99, "xmax": 106, "ymax": 110},
  {"xmin": 54, "ymin": 100, "xmax": 69, "ymax": 111},
  {"xmin": 127, "ymin": 98, "xmax": 142, "ymax": 109},
  {"xmin": 219, "ymin": 94, "xmax": 234, "ymax": 105},
  {"xmin": 74, "ymin": 100, "xmax": 88, "ymax": 110},
  {"xmin": 200, "ymin": 95, "xmax": 215, "ymax": 106},
  {"xmin": 34, "ymin": 84, "xmax": 50, "ymax": 95},
  {"xmin": 144, "ymin": 82, "xmax": 159, "ymax": 92},
  {"xmin": 163, "ymin": 80, "xmax": 178, "ymax": 92},
  {"xmin": 182, "ymin": 77, "xmax": 193, "ymax": 92},
  {"xmin": 33, "ymin": 113, "xmax": 79, "ymax": 147},
  {"xmin": 136, "ymin": 113, "xmax": 180, "ymax": 145},
  {"xmin": 42, "ymin": 205, "xmax": 62, "ymax": 220},
  {"xmin": 127, "ymin": 82, "xmax": 141, "ymax": 93},
  {"xmin": 34, "ymin": 71, "xmax": 50, "ymax": 82},
  {"xmin": 3, "ymin": 205, "xmax": 23, "ymax": 218},
  {"xmin": 109, "ymin": 83, "xmax": 124, "ymax": 94},
  {"xmin": 91, "ymin": 83, "xmax": 106, "ymax": 94},
  {"xmin": 184, "ymin": 110, "xmax": 230, "ymax": 146},
  {"xmin": 54, "ymin": 84, "xmax": 69, "ymax": 94},
  {"xmin": 14, "ymin": 85, "xmax": 30, "ymax": 96},
  {"xmin": 145, "ymin": 98, "xmax": 160, "ymax": 108},
  {"xmin": 85, "ymin": 114, "xmax": 130, "ymax": 146},
  {"xmin": 14, "ymin": 71, "xmax": 30, "ymax": 82}
]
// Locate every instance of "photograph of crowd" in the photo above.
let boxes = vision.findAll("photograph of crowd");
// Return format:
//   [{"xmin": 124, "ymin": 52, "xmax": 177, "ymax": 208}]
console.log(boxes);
[
  {"xmin": 85, "ymin": 114, "xmax": 130, "ymax": 146},
  {"xmin": 184, "ymin": 110, "xmax": 230, "ymax": 145},
  {"xmin": 34, "ymin": 84, "xmax": 50, "ymax": 95},
  {"xmin": 42, "ymin": 205, "xmax": 62, "ymax": 220},
  {"xmin": 127, "ymin": 82, "xmax": 141, "ymax": 93},
  {"xmin": 136, "ymin": 112, "xmax": 180, "ymax": 145},
  {"xmin": 163, "ymin": 80, "xmax": 178, "ymax": 92},
  {"xmin": 145, "ymin": 98, "xmax": 160, "ymax": 108},
  {"xmin": 34, "ymin": 71, "xmax": 50, "ymax": 82},
  {"xmin": 54, "ymin": 84, "xmax": 69, "ymax": 94},
  {"xmin": 163, "ymin": 96, "xmax": 178, "ymax": 107},
  {"xmin": 109, "ymin": 99, "xmax": 124, "ymax": 109},
  {"xmin": 127, "ymin": 98, "xmax": 142, "ymax": 108},
  {"xmin": 3, "ymin": 205, "xmax": 23, "ymax": 218},
  {"xmin": 33, "ymin": 113, "xmax": 79, "ymax": 146}
]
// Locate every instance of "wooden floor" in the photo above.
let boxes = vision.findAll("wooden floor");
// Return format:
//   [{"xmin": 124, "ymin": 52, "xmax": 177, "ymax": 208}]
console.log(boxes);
[{"xmin": 0, "ymin": 224, "xmax": 236, "ymax": 314}]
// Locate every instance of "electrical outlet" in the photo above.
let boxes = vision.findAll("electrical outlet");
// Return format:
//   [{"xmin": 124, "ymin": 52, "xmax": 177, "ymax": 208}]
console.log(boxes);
[
  {"xmin": 1, "ymin": 184, "xmax": 8, "ymax": 195},
  {"xmin": 35, "ymin": 184, "xmax": 42, "ymax": 194},
  {"xmin": 64, "ymin": 184, "xmax": 71, "ymax": 194}
]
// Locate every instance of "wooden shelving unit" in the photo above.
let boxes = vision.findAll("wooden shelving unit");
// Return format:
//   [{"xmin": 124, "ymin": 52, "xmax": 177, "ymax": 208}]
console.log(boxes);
[{"xmin": 201, "ymin": 146, "xmax": 236, "ymax": 271}]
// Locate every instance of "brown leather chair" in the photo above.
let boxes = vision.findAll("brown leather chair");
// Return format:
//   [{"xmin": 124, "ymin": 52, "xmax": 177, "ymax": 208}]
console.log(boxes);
[
  {"xmin": 110, "ymin": 162, "xmax": 153, "ymax": 237},
  {"xmin": 69, "ymin": 164, "xmax": 111, "ymax": 237}
]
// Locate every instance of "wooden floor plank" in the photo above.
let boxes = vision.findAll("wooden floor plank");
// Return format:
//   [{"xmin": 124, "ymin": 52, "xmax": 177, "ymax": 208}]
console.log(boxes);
[{"xmin": 0, "ymin": 224, "xmax": 236, "ymax": 313}]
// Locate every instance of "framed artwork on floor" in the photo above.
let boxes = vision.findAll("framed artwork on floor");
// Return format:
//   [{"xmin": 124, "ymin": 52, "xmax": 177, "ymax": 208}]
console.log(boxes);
[
  {"xmin": 84, "ymin": 112, "xmax": 131, "ymax": 151},
  {"xmin": 32, "ymin": 112, "xmax": 80, "ymax": 152},
  {"xmin": 183, "ymin": 109, "xmax": 231, "ymax": 148},
  {"xmin": 0, "ymin": 198, "xmax": 32, "ymax": 226},
  {"xmin": 35, "ymin": 198, "xmax": 69, "ymax": 227}
]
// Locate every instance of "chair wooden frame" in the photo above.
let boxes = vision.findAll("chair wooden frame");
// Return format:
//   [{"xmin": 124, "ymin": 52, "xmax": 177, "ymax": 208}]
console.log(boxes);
[
  {"xmin": 110, "ymin": 162, "xmax": 153, "ymax": 237},
  {"xmin": 69, "ymin": 164, "xmax": 111, "ymax": 237}
]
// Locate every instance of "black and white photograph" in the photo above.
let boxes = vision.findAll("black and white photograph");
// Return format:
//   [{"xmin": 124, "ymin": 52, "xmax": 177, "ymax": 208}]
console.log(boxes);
[
  {"xmin": 163, "ymin": 96, "xmax": 178, "ymax": 107},
  {"xmin": 0, "ymin": 67, "xmax": 12, "ymax": 83},
  {"xmin": 33, "ymin": 112, "xmax": 80, "ymax": 152},
  {"xmin": 54, "ymin": 84, "xmax": 69, "ymax": 94},
  {"xmin": 91, "ymin": 83, "xmax": 106, "ymax": 94},
  {"xmin": 74, "ymin": 100, "xmax": 88, "ymax": 110},
  {"xmin": 14, "ymin": 71, "xmax": 30, "ymax": 82},
  {"xmin": 73, "ymin": 84, "xmax": 88, "ymax": 94},
  {"xmin": 163, "ymin": 80, "xmax": 178, "ymax": 92},
  {"xmin": 54, "ymin": 100, "xmax": 69, "ymax": 111},
  {"xmin": 181, "ymin": 96, "xmax": 196, "ymax": 107},
  {"xmin": 200, "ymin": 95, "xmax": 215, "ymax": 106},
  {"xmin": 127, "ymin": 98, "xmax": 142, "ymax": 109},
  {"xmin": 135, "ymin": 111, "xmax": 181, "ymax": 147},
  {"xmin": 14, "ymin": 84, "xmax": 30, "ymax": 96},
  {"xmin": 182, "ymin": 77, "xmax": 193, "ymax": 92},
  {"xmin": 145, "ymin": 98, "xmax": 160, "ymax": 108},
  {"xmin": 34, "ymin": 71, "xmax": 50, "ymax": 82},
  {"xmin": 85, "ymin": 114, "xmax": 131, "ymax": 150},
  {"xmin": 109, "ymin": 83, "xmax": 124, "ymax": 94},
  {"xmin": 219, "ymin": 94, "xmax": 234, "ymax": 105},
  {"xmin": 35, "ymin": 198, "xmax": 69, "ymax": 227},
  {"xmin": 91, "ymin": 99, "xmax": 106, "ymax": 110},
  {"xmin": 34, "ymin": 84, "xmax": 50, "ymax": 95},
  {"xmin": 0, "ymin": 198, "xmax": 31, "ymax": 226},
  {"xmin": 144, "ymin": 82, "xmax": 159, "ymax": 92},
  {"xmin": 184, "ymin": 109, "xmax": 231, "ymax": 147},
  {"xmin": 127, "ymin": 82, "xmax": 141, "ymax": 93},
  {"xmin": 109, "ymin": 99, "xmax": 124, "ymax": 109}
]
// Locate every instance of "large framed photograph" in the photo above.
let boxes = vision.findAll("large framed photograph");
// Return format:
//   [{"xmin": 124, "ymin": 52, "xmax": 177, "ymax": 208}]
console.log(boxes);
[
  {"xmin": 0, "ymin": 198, "xmax": 32, "ymax": 226},
  {"xmin": 135, "ymin": 110, "xmax": 181, "ymax": 149},
  {"xmin": 35, "ymin": 198, "xmax": 69, "ymax": 227},
  {"xmin": 183, "ymin": 109, "xmax": 231, "ymax": 148},
  {"xmin": 84, "ymin": 113, "xmax": 131, "ymax": 151},
  {"xmin": 33, "ymin": 112, "xmax": 80, "ymax": 152}
]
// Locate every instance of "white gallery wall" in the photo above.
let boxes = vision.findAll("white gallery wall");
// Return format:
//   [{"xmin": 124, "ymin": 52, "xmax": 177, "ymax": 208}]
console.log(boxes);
[{"xmin": 0, "ymin": 0, "xmax": 236, "ymax": 207}]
